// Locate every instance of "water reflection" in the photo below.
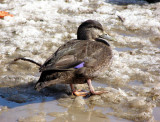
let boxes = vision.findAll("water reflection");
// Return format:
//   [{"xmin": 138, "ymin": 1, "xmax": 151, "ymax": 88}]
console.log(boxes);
[{"xmin": 51, "ymin": 104, "xmax": 133, "ymax": 122}]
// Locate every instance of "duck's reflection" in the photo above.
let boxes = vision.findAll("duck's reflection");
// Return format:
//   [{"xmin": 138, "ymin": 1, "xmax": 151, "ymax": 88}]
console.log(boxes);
[{"xmin": 50, "ymin": 104, "xmax": 109, "ymax": 122}]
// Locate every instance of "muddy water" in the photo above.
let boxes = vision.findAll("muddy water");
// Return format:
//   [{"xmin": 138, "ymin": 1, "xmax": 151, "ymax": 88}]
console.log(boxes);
[
  {"xmin": 0, "ymin": 82, "xmax": 133, "ymax": 122},
  {"xmin": 0, "ymin": 0, "xmax": 160, "ymax": 122}
]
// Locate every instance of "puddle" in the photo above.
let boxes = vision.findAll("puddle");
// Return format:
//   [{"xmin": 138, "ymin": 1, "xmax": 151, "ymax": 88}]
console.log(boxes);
[
  {"xmin": 106, "ymin": 0, "xmax": 147, "ymax": 5},
  {"xmin": 0, "ymin": 80, "xmax": 159, "ymax": 122},
  {"xmin": 153, "ymin": 107, "xmax": 160, "ymax": 121},
  {"xmin": 0, "ymin": 95, "xmax": 133, "ymax": 122},
  {"xmin": 50, "ymin": 103, "xmax": 133, "ymax": 122},
  {"xmin": 113, "ymin": 29, "xmax": 139, "ymax": 38},
  {"xmin": 92, "ymin": 81, "xmax": 108, "ymax": 88},
  {"xmin": 114, "ymin": 47, "xmax": 134, "ymax": 52},
  {"xmin": 128, "ymin": 80, "xmax": 143, "ymax": 86},
  {"xmin": 107, "ymin": 115, "xmax": 133, "ymax": 122},
  {"xmin": 0, "ymin": 96, "xmax": 67, "ymax": 122},
  {"xmin": 94, "ymin": 107, "xmax": 133, "ymax": 122}
]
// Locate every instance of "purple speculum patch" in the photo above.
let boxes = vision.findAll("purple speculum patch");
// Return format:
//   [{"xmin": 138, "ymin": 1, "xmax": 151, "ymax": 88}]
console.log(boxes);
[{"xmin": 74, "ymin": 62, "xmax": 85, "ymax": 69}]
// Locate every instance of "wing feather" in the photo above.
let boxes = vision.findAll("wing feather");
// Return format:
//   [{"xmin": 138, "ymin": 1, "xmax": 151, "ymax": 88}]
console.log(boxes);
[{"xmin": 39, "ymin": 39, "xmax": 112, "ymax": 73}]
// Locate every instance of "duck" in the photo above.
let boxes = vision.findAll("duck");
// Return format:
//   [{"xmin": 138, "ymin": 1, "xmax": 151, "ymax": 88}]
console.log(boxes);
[{"xmin": 15, "ymin": 20, "xmax": 114, "ymax": 96}]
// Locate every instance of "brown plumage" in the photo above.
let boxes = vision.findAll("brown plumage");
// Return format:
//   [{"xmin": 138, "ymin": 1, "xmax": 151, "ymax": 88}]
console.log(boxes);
[
  {"xmin": 35, "ymin": 20, "xmax": 113, "ymax": 96},
  {"xmin": 15, "ymin": 20, "xmax": 114, "ymax": 96}
]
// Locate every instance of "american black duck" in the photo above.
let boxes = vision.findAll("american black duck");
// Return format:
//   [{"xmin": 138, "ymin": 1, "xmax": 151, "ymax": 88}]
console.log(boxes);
[{"xmin": 15, "ymin": 20, "xmax": 114, "ymax": 96}]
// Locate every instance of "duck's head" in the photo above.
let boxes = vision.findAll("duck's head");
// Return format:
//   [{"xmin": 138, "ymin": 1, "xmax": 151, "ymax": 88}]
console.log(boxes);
[{"xmin": 77, "ymin": 20, "xmax": 115, "ymax": 43}]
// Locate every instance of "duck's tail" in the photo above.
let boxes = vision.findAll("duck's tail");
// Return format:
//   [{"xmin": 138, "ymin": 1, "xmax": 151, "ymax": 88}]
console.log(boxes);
[
  {"xmin": 34, "ymin": 70, "xmax": 66, "ymax": 91},
  {"xmin": 35, "ymin": 79, "xmax": 65, "ymax": 91},
  {"xmin": 14, "ymin": 57, "xmax": 42, "ymax": 67}
]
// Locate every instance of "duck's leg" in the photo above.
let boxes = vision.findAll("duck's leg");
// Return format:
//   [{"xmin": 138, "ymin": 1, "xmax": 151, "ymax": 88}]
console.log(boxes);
[
  {"xmin": 70, "ymin": 84, "xmax": 88, "ymax": 96},
  {"xmin": 87, "ymin": 79, "xmax": 107, "ymax": 95}
]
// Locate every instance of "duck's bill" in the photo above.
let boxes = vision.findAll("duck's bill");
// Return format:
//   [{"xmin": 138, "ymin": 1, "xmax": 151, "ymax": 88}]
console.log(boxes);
[{"xmin": 99, "ymin": 34, "xmax": 115, "ymax": 41}]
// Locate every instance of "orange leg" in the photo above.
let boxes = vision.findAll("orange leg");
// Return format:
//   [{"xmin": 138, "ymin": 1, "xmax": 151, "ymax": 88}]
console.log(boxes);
[
  {"xmin": 70, "ymin": 84, "xmax": 88, "ymax": 96},
  {"xmin": 87, "ymin": 79, "xmax": 107, "ymax": 95},
  {"xmin": 70, "ymin": 79, "xmax": 107, "ymax": 96}
]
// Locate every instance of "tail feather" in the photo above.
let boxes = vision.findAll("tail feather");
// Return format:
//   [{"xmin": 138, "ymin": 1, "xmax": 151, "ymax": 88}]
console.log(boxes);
[
  {"xmin": 35, "ymin": 79, "xmax": 65, "ymax": 91},
  {"xmin": 14, "ymin": 57, "xmax": 42, "ymax": 67}
]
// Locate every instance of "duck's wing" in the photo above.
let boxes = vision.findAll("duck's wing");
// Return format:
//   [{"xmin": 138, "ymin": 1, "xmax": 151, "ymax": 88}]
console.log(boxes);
[
  {"xmin": 40, "ymin": 55, "xmax": 83, "ymax": 72},
  {"xmin": 39, "ymin": 40, "xmax": 87, "ymax": 72},
  {"xmin": 40, "ymin": 39, "xmax": 112, "ymax": 72}
]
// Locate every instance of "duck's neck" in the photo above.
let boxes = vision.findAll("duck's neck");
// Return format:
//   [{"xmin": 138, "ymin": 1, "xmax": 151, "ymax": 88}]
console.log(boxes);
[{"xmin": 95, "ymin": 38, "xmax": 110, "ymax": 46}]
